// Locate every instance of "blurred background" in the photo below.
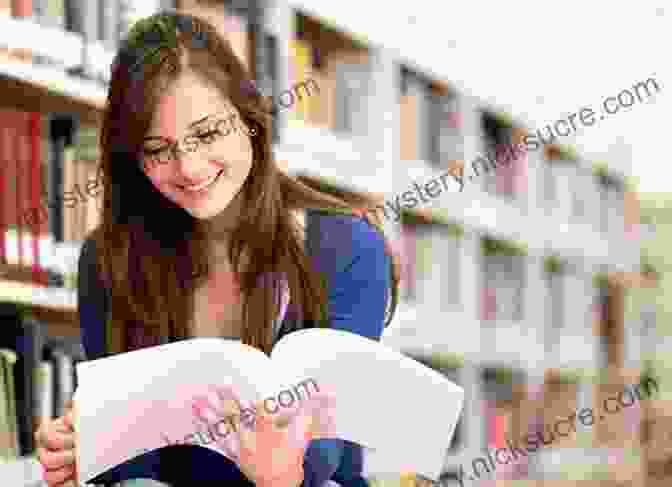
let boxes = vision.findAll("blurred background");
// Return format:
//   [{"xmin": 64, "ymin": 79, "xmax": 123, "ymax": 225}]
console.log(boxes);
[{"xmin": 0, "ymin": 1, "xmax": 669, "ymax": 486}]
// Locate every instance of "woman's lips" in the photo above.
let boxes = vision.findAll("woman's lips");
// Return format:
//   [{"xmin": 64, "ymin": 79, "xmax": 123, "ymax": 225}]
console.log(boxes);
[{"xmin": 178, "ymin": 169, "xmax": 224, "ymax": 194}]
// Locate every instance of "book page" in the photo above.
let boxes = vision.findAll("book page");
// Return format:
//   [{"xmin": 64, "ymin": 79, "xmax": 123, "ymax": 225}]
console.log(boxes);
[
  {"xmin": 73, "ymin": 338, "xmax": 276, "ymax": 483},
  {"xmin": 74, "ymin": 331, "xmax": 464, "ymax": 482},
  {"xmin": 272, "ymin": 328, "xmax": 464, "ymax": 480}
]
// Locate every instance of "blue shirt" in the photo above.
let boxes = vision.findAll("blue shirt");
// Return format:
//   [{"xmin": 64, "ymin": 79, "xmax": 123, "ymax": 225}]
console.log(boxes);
[{"xmin": 77, "ymin": 210, "xmax": 392, "ymax": 486}]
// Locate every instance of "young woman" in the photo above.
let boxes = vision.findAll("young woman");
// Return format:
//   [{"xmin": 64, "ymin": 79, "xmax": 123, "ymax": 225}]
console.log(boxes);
[{"xmin": 35, "ymin": 10, "xmax": 400, "ymax": 487}]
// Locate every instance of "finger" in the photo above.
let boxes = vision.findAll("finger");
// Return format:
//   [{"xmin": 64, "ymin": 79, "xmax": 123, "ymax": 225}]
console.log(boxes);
[
  {"xmin": 201, "ymin": 415, "xmax": 240, "ymax": 461},
  {"xmin": 213, "ymin": 384, "xmax": 244, "ymax": 417},
  {"xmin": 240, "ymin": 407, "xmax": 275, "ymax": 452},
  {"xmin": 190, "ymin": 400, "xmax": 215, "ymax": 441},
  {"xmin": 205, "ymin": 388, "xmax": 223, "ymax": 409},
  {"xmin": 254, "ymin": 405, "xmax": 278, "ymax": 431},
  {"xmin": 205, "ymin": 387, "xmax": 246, "ymax": 428},
  {"xmin": 42, "ymin": 464, "xmax": 75, "ymax": 486},
  {"xmin": 285, "ymin": 400, "xmax": 314, "ymax": 446},
  {"xmin": 191, "ymin": 396, "xmax": 220, "ymax": 425},
  {"xmin": 307, "ymin": 389, "xmax": 338, "ymax": 439},
  {"xmin": 237, "ymin": 398, "xmax": 257, "ymax": 429},
  {"xmin": 37, "ymin": 427, "xmax": 75, "ymax": 452},
  {"xmin": 62, "ymin": 410, "xmax": 75, "ymax": 431},
  {"xmin": 37, "ymin": 447, "xmax": 75, "ymax": 470},
  {"xmin": 37, "ymin": 416, "xmax": 71, "ymax": 441},
  {"xmin": 191, "ymin": 401, "xmax": 243, "ymax": 461},
  {"xmin": 279, "ymin": 390, "xmax": 335, "ymax": 442},
  {"xmin": 273, "ymin": 384, "xmax": 328, "ymax": 428},
  {"xmin": 310, "ymin": 402, "xmax": 338, "ymax": 439}
]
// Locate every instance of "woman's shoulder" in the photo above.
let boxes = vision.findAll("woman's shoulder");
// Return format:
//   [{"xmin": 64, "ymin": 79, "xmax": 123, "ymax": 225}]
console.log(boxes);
[
  {"xmin": 306, "ymin": 207, "xmax": 389, "ymax": 270},
  {"xmin": 78, "ymin": 231, "xmax": 103, "ymax": 284},
  {"xmin": 79, "ymin": 227, "xmax": 105, "ymax": 266}
]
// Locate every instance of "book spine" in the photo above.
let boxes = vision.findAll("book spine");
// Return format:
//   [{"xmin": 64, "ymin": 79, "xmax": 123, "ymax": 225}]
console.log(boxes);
[
  {"xmin": 30, "ymin": 111, "xmax": 47, "ymax": 284},
  {"xmin": 0, "ymin": 351, "xmax": 11, "ymax": 460},
  {"xmin": 0, "ymin": 110, "xmax": 6, "ymax": 266},
  {"xmin": 4, "ymin": 350, "xmax": 19, "ymax": 458},
  {"xmin": 18, "ymin": 317, "xmax": 45, "ymax": 455},
  {"xmin": 51, "ymin": 348, "xmax": 73, "ymax": 418},
  {"xmin": 36, "ymin": 361, "xmax": 54, "ymax": 427},
  {"xmin": 0, "ymin": 349, "xmax": 19, "ymax": 460},
  {"xmin": 15, "ymin": 110, "xmax": 25, "ymax": 268},
  {"xmin": 290, "ymin": 40, "xmax": 311, "ymax": 122}
]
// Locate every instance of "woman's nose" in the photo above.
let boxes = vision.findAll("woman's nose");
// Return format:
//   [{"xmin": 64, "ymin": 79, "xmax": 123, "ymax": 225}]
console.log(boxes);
[{"xmin": 173, "ymin": 143, "xmax": 211, "ymax": 179}]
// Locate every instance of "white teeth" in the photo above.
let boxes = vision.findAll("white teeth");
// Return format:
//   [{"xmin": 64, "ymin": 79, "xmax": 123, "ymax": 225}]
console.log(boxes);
[{"xmin": 181, "ymin": 171, "xmax": 220, "ymax": 192}]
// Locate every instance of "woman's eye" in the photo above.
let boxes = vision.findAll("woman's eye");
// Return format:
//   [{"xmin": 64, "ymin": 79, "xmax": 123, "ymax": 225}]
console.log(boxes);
[
  {"xmin": 143, "ymin": 147, "xmax": 167, "ymax": 155},
  {"xmin": 195, "ymin": 130, "xmax": 219, "ymax": 143}
]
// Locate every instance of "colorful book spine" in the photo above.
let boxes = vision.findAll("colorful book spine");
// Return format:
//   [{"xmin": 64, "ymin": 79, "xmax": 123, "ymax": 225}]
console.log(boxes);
[{"xmin": 289, "ymin": 39, "xmax": 312, "ymax": 123}]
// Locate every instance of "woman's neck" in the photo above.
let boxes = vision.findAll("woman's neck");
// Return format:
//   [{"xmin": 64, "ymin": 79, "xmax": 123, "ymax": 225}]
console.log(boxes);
[{"xmin": 200, "ymin": 187, "xmax": 244, "ymax": 243}]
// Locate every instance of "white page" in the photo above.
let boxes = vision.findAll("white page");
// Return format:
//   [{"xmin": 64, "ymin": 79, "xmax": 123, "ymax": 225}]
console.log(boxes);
[
  {"xmin": 74, "ymin": 338, "xmax": 279, "ymax": 483},
  {"xmin": 75, "ymin": 330, "xmax": 464, "ymax": 482},
  {"xmin": 272, "ymin": 328, "xmax": 465, "ymax": 480}
]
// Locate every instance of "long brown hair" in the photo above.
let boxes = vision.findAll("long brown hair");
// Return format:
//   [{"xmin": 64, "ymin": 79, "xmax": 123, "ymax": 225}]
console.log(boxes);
[{"xmin": 93, "ymin": 11, "xmax": 399, "ymax": 355}]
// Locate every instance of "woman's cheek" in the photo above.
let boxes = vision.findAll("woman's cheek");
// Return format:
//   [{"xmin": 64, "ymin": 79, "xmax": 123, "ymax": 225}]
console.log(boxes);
[{"xmin": 148, "ymin": 173, "xmax": 181, "ymax": 202}]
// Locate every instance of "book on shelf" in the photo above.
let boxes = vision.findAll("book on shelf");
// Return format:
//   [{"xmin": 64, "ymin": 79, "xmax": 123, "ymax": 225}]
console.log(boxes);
[
  {"xmin": 44, "ymin": 337, "xmax": 86, "ymax": 418},
  {"xmin": 289, "ymin": 39, "xmax": 315, "ymax": 123},
  {"xmin": 0, "ymin": 303, "xmax": 86, "ymax": 462},
  {"xmin": 0, "ymin": 305, "xmax": 46, "ymax": 456},
  {"xmin": 0, "ymin": 348, "xmax": 19, "ymax": 461},
  {"xmin": 333, "ymin": 56, "xmax": 370, "ymax": 137},
  {"xmin": 35, "ymin": 361, "xmax": 54, "ymax": 429},
  {"xmin": 73, "ymin": 328, "xmax": 464, "ymax": 483}
]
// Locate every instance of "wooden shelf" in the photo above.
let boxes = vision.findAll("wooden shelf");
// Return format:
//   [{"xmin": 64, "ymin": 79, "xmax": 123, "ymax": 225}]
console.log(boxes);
[
  {"xmin": 0, "ymin": 279, "xmax": 79, "ymax": 339},
  {"xmin": 0, "ymin": 279, "xmax": 76, "ymax": 311}
]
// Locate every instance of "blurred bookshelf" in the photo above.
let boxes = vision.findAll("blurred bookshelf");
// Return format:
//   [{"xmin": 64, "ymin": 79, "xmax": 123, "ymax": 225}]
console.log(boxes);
[{"xmin": 0, "ymin": 1, "xmax": 662, "ymax": 487}]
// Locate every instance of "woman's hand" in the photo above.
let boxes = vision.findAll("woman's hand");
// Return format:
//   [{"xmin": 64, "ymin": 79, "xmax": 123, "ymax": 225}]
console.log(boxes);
[
  {"xmin": 191, "ymin": 382, "xmax": 337, "ymax": 487},
  {"xmin": 35, "ymin": 402, "xmax": 78, "ymax": 487}
]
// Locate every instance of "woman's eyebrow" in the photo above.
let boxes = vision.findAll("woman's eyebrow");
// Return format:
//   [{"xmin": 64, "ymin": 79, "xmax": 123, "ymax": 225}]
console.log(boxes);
[
  {"xmin": 188, "ymin": 114, "xmax": 213, "ymax": 128},
  {"xmin": 142, "ymin": 114, "xmax": 219, "ymax": 141}
]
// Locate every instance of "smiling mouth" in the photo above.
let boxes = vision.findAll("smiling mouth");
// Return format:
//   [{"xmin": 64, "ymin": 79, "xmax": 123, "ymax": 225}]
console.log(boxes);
[{"xmin": 178, "ymin": 169, "xmax": 225, "ymax": 194}]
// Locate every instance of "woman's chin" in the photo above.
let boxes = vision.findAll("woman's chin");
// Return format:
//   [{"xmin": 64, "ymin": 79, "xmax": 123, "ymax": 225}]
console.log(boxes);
[
  {"xmin": 178, "ymin": 196, "xmax": 238, "ymax": 222},
  {"xmin": 161, "ymin": 184, "xmax": 241, "ymax": 223},
  {"xmin": 182, "ymin": 204, "xmax": 227, "ymax": 220}
]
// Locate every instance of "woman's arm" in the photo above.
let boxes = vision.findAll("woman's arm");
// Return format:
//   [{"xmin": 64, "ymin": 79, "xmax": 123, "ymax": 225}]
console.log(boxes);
[{"xmin": 302, "ymin": 213, "xmax": 392, "ymax": 487}]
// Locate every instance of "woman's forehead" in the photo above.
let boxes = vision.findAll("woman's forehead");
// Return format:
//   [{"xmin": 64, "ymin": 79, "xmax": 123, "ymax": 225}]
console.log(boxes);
[{"xmin": 149, "ymin": 72, "xmax": 233, "ymax": 134}]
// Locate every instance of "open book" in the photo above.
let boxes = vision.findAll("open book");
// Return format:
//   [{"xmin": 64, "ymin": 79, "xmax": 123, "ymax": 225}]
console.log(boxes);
[{"xmin": 73, "ymin": 328, "xmax": 464, "ymax": 482}]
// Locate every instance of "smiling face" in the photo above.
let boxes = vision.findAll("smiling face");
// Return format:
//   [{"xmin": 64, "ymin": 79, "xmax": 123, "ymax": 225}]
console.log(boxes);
[{"xmin": 141, "ymin": 69, "xmax": 255, "ymax": 220}]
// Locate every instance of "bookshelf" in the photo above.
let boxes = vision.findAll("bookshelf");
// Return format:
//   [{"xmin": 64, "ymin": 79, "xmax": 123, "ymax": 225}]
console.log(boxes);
[
  {"xmin": 0, "ymin": 280, "xmax": 76, "ymax": 311},
  {"xmin": 0, "ymin": 2, "xmax": 651, "ymax": 486},
  {"xmin": 0, "ymin": 293, "xmax": 82, "ymax": 487}
]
